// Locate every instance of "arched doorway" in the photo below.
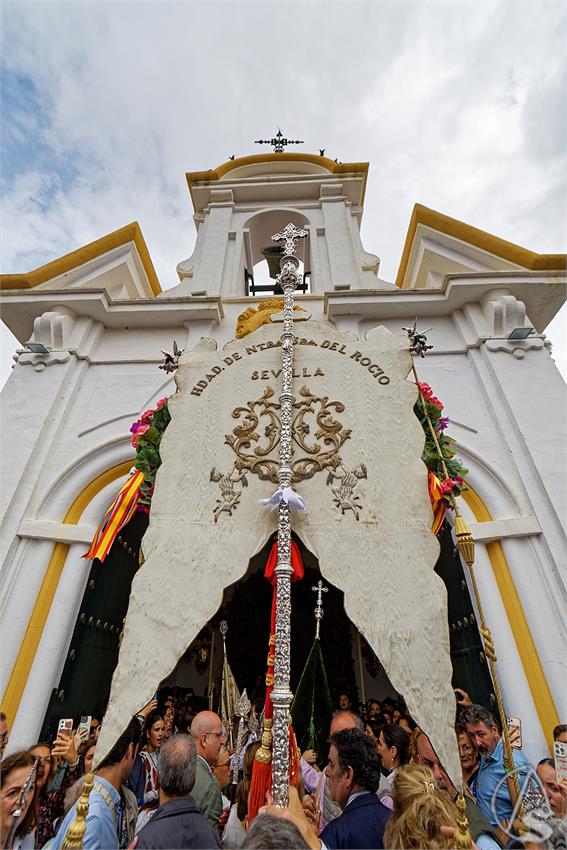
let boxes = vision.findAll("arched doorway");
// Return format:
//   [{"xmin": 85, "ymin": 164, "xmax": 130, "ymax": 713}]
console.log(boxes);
[
  {"xmin": 163, "ymin": 535, "xmax": 374, "ymax": 712},
  {"xmin": 43, "ymin": 520, "xmax": 494, "ymax": 737}
]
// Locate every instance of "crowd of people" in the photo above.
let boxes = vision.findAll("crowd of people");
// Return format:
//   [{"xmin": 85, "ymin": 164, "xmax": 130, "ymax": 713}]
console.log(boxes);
[{"xmin": 1, "ymin": 691, "xmax": 566, "ymax": 850}]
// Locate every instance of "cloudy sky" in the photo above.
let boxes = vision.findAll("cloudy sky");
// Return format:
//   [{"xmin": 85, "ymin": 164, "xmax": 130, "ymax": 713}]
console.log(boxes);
[{"xmin": 1, "ymin": 0, "xmax": 565, "ymax": 386}]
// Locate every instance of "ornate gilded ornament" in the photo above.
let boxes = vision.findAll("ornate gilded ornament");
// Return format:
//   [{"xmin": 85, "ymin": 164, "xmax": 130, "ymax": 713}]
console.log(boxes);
[
  {"xmin": 235, "ymin": 298, "xmax": 304, "ymax": 339},
  {"xmin": 210, "ymin": 384, "xmax": 366, "ymax": 521}
]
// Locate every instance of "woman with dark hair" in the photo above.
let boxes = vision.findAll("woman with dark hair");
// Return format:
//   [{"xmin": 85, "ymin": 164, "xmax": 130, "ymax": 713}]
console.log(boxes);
[
  {"xmin": 31, "ymin": 732, "xmax": 83, "ymax": 848},
  {"xmin": 365, "ymin": 717, "xmax": 386, "ymax": 745},
  {"xmin": 455, "ymin": 721, "xmax": 480, "ymax": 795},
  {"xmin": 0, "ymin": 750, "xmax": 38, "ymax": 849},
  {"xmin": 161, "ymin": 702, "xmax": 175, "ymax": 741},
  {"xmin": 376, "ymin": 723, "xmax": 410, "ymax": 810},
  {"xmin": 127, "ymin": 709, "xmax": 165, "ymax": 805},
  {"xmin": 397, "ymin": 714, "xmax": 417, "ymax": 736},
  {"xmin": 78, "ymin": 736, "xmax": 97, "ymax": 776}
]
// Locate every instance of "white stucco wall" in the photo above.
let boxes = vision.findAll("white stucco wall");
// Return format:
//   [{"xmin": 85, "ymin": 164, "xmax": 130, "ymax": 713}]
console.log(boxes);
[{"xmin": 1, "ymin": 160, "xmax": 565, "ymax": 763}]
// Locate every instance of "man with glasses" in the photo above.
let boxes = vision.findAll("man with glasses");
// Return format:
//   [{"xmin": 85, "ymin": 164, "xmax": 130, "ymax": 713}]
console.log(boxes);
[{"xmin": 190, "ymin": 711, "xmax": 226, "ymax": 832}]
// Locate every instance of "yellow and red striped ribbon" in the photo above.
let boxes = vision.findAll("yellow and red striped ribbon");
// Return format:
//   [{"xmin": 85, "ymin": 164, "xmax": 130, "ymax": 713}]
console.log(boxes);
[
  {"xmin": 83, "ymin": 470, "xmax": 144, "ymax": 562},
  {"xmin": 428, "ymin": 471, "xmax": 446, "ymax": 535}
]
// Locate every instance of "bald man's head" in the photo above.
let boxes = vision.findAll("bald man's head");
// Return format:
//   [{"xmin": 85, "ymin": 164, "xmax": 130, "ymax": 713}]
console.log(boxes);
[
  {"xmin": 330, "ymin": 710, "xmax": 364, "ymax": 736},
  {"xmin": 190, "ymin": 711, "xmax": 226, "ymax": 766}
]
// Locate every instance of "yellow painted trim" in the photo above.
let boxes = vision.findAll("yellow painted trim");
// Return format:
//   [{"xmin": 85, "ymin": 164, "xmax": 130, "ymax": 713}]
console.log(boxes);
[
  {"xmin": 186, "ymin": 153, "xmax": 369, "ymax": 213},
  {"xmin": 1, "ymin": 461, "xmax": 133, "ymax": 725},
  {"xmin": 461, "ymin": 485, "xmax": 492, "ymax": 523},
  {"xmin": 0, "ymin": 223, "xmax": 162, "ymax": 296},
  {"xmin": 395, "ymin": 203, "xmax": 566, "ymax": 288},
  {"xmin": 461, "ymin": 488, "xmax": 559, "ymax": 749}
]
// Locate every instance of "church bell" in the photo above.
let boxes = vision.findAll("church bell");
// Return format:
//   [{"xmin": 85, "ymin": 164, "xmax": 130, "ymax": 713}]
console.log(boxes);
[{"xmin": 260, "ymin": 245, "xmax": 285, "ymax": 280}]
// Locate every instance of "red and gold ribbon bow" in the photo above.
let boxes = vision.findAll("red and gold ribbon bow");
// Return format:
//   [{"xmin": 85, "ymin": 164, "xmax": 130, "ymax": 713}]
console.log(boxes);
[
  {"xmin": 428, "ymin": 471, "xmax": 447, "ymax": 535},
  {"xmin": 83, "ymin": 470, "xmax": 144, "ymax": 562}
]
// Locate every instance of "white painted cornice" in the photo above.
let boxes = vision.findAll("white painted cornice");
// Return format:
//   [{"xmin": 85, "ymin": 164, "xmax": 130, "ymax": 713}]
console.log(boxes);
[
  {"xmin": 0, "ymin": 288, "xmax": 224, "ymax": 343},
  {"xmin": 324, "ymin": 271, "xmax": 566, "ymax": 332}
]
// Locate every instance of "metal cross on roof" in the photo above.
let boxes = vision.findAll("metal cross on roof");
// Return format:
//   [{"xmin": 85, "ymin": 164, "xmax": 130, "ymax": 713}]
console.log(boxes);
[
  {"xmin": 311, "ymin": 580, "xmax": 329, "ymax": 639},
  {"xmin": 272, "ymin": 222, "xmax": 308, "ymax": 256},
  {"xmin": 255, "ymin": 128, "xmax": 304, "ymax": 153}
]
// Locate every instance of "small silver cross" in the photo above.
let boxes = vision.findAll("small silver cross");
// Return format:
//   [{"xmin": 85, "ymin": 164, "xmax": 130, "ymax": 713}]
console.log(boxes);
[
  {"xmin": 311, "ymin": 580, "xmax": 329, "ymax": 639},
  {"xmin": 272, "ymin": 223, "xmax": 308, "ymax": 257}
]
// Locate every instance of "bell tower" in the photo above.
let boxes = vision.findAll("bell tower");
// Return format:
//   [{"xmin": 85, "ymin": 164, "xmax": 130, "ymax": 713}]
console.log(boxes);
[{"xmin": 165, "ymin": 151, "xmax": 393, "ymax": 299}]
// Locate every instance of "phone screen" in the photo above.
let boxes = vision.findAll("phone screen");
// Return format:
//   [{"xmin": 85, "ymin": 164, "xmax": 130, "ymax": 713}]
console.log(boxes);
[
  {"xmin": 506, "ymin": 716, "xmax": 522, "ymax": 749},
  {"xmin": 554, "ymin": 741, "xmax": 567, "ymax": 782},
  {"xmin": 58, "ymin": 718, "xmax": 73, "ymax": 738},
  {"xmin": 77, "ymin": 715, "xmax": 91, "ymax": 740}
]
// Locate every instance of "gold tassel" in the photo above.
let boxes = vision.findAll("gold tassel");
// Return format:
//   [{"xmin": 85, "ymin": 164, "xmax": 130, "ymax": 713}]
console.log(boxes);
[
  {"xmin": 454, "ymin": 512, "xmax": 475, "ymax": 567},
  {"xmin": 453, "ymin": 793, "xmax": 473, "ymax": 849},
  {"xmin": 62, "ymin": 772, "xmax": 94, "ymax": 849},
  {"xmin": 255, "ymin": 718, "xmax": 273, "ymax": 764}
]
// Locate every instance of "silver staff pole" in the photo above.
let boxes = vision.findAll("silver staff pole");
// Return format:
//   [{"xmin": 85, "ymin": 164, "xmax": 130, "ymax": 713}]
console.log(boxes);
[{"xmin": 269, "ymin": 223, "xmax": 308, "ymax": 807}]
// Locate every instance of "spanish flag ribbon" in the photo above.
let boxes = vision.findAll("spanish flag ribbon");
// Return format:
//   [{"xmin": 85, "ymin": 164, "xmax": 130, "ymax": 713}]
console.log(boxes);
[
  {"xmin": 83, "ymin": 470, "xmax": 144, "ymax": 562},
  {"xmin": 428, "ymin": 471, "xmax": 446, "ymax": 536}
]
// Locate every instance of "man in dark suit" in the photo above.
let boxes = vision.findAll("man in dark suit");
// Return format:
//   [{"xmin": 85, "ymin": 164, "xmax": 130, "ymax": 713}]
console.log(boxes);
[
  {"xmin": 320, "ymin": 728, "xmax": 390, "ymax": 849},
  {"xmin": 136, "ymin": 734, "xmax": 220, "ymax": 849}
]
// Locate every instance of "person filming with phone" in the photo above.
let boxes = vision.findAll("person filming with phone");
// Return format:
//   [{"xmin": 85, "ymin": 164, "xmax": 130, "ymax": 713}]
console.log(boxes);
[
  {"xmin": 463, "ymin": 704, "xmax": 531, "ymax": 830},
  {"xmin": 51, "ymin": 717, "xmax": 142, "ymax": 850}
]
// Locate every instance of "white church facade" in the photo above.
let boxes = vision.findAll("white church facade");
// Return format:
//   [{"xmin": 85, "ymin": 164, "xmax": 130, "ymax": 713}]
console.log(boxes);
[{"xmin": 0, "ymin": 152, "xmax": 565, "ymax": 766}]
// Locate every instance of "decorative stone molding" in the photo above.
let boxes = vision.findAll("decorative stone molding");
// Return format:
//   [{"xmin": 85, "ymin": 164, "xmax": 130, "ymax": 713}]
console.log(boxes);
[
  {"xmin": 34, "ymin": 307, "xmax": 76, "ymax": 348},
  {"xmin": 209, "ymin": 188, "xmax": 234, "ymax": 207},
  {"xmin": 360, "ymin": 249, "xmax": 380, "ymax": 275},
  {"xmin": 13, "ymin": 307, "xmax": 76, "ymax": 370},
  {"xmin": 320, "ymin": 182, "xmax": 344, "ymax": 199},
  {"xmin": 485, "ymin": 336, "xmax": 547, "ymax": 359},
  {"xmin": 14, "ymin": 349, "xmax": 71, "ymax": 371},
  {"xmin": 481, "ymin": 291, "xmax": 546, "ymax": 358},
  {"xmin": 17, "ymin": 519, "xmax": 96, "ymax": 545},
  {"xmin": 176, "ymin": 254, "xmax": 195, "ymax": 280}
]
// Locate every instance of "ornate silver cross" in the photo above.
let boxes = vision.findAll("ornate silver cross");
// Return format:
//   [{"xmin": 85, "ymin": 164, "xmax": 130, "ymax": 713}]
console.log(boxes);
[
  {"xmin": 312, "ymin": 580, "xmax": 329, "ymax": 639},
  {"xmin": 231, "ymin": 689, "xmax": 251, "ymax": 787},
  {"xmin": 272, "ymin": 223, "xmax": 308, "ymax": 257}
]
